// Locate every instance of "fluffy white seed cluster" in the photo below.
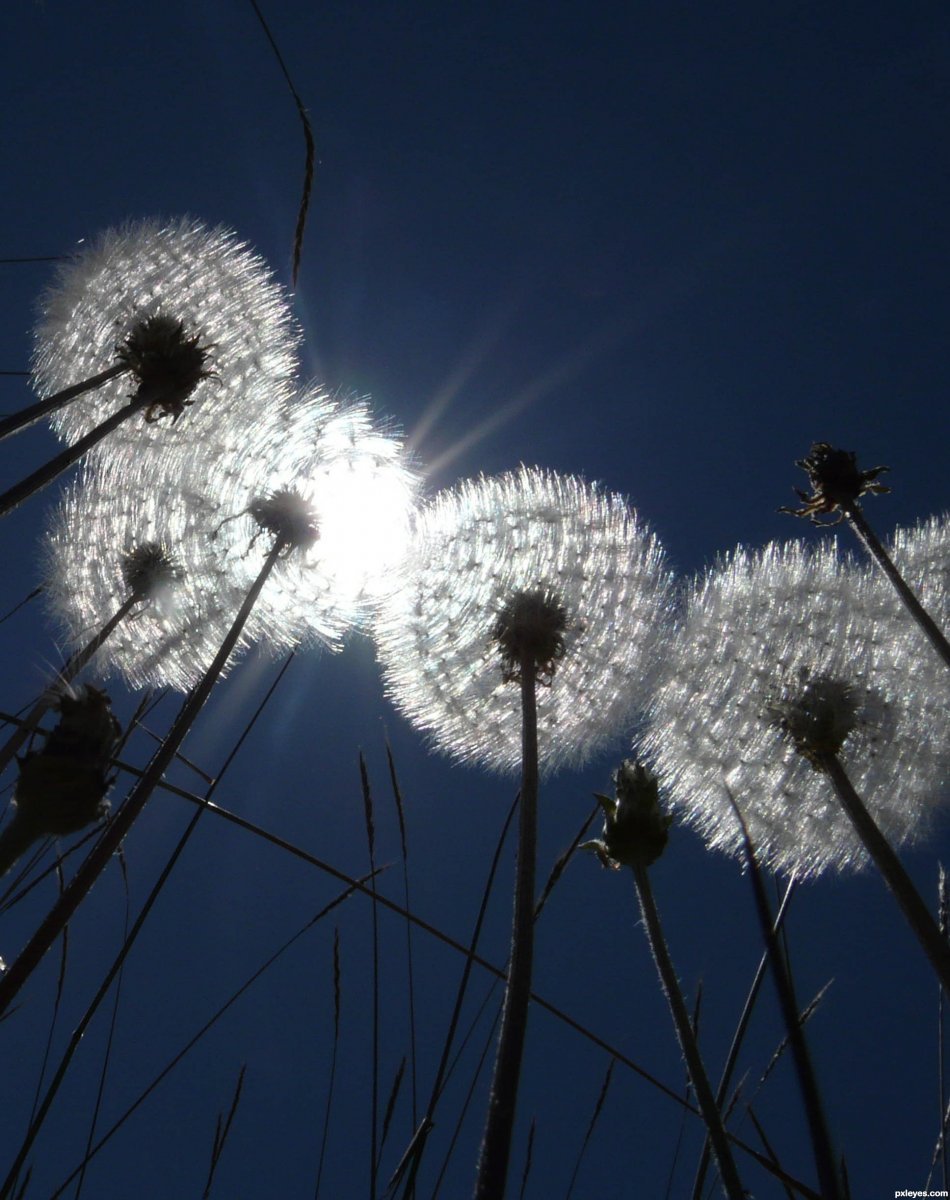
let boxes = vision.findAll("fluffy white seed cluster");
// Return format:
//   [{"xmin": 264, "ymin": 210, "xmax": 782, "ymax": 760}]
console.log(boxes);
[
  {"xmin": 44, "ymin": 389, "xmax": 418, "ymax": 689},
  {"xmin": 373, "ymin": 466, "xmax": 672, "ymax": 775},
  {"xmin": 32, "ymin": 217, "xmax": 299, "ymax": 453},
  {"xmin": 643, "ymin": 540, "xmax": 950, "ymax": 877},
  {"xmin": 205, "ymin": 387, "xmax": 419, "ymax": 654},
  {"xmin": 888, "ymin": 513, "xmax": 950, "ymax": 635}
]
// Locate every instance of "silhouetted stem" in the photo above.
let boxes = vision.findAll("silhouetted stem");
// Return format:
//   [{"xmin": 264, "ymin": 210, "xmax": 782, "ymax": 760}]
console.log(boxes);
[
  {"xmin": 820, "ymin": 750, "xmax": 950, "ymax": 997},
  {"xmin": 0, "ymin": 393, "xmax": 149, "ymax": 519},
  {"xmin": 0, "ymin": 593, "xmax": 139, "ymax": 788},
  {"xmin": 0, "ymin": 363, "xmax": 127, "ymax": 444},
  {"xmin": 0, "ymin": 538, "xmax": 285, "ymax": 1017},
  {"xmin": 844, "ymin": 501, "xmax": 950, "ymax": 673},
  {"xmin": 474, "ymin": 652, "xmax": 539, "ymax": 1200},
  {"xmin": 726, "ymin": 797, "xmax": 844, "ymax": 1200},
  {"xmin": 630, "ymin": 861, "xmax": 745, "ymax": 1200}
]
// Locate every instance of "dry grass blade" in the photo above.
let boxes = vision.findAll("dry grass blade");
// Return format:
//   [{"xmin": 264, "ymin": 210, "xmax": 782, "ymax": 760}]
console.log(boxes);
[
  {"xmin": 378, "ymin": 1057, "xmax": 407, "ymax": 1169},
  {"xmin": 518, "ymin": 1117, "xmax": 536, "ymax": 1200},
  {"xmin": 0, "ymin": 587, "xmax": 42, "ymax": 627},
  {"xmin": 386, "ymin": 742, "xmax": 419, "ymax": 1128},
  {"xmin": 75, "ymin": 849, "xmax": 131, "ymax": 1200},
  {"xmin": 45, "ymin": 875, "xmax": 374, "ymax": 1200},
  {"xmin": 746, "ymin": 1106, "xmax": 795, "ymax": 1200},
  {"xmin": 359, "ymin": 752, "xmax": 381, "ymax": 1200},
  {"xmin": 247, "ymin": 0, "xmax": 315, "ymax": 285},
  {"xmin": 564, "ymin": 1059, "xmax": 615, "ymax": 1200},
  {"xmin": 534, "ymin": 800, "xmax": 600, "ymax": 922},
  {"xmin": 388, "ymin": 792, "xmax": 518, "ymax": 1200},
  {"xmin": 313, "ymin": 929, "xmax": 341, "ymax": 1200},
  {"xmin": 202, "ymin": 1064, "xmax": 248, "ymax": 1199}
]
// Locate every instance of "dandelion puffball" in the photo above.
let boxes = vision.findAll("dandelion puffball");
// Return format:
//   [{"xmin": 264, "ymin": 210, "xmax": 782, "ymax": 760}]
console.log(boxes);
[
  {"xmin": 643, "ymin": 540, "xmax": 950, "ymax": 877},
  {"xmin": 373, "ymin": 466, "xmax": 673, "ymax": 774},
  {"xmin": 32, "ymin": 217, "xmax": 299, "ymax": 453}
]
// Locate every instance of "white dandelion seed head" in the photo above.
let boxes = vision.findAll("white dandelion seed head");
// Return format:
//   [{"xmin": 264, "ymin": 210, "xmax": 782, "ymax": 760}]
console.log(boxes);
[
  {"xmin": 373, "ymin": 466, "xmax": 673, "ymax": 775},
  {"xmin": 183, "ymin": 386, "xmax": 421, "ymax": 654},
  {"xmin": 32, "ymin": 216, "xmax": 300, "ymax": 451},
  {"xmin": 642, "ymin": 539, "xmax": 950, "ymax": 878},
  {"xmin": 44, "ymin": 455, "xmax": 255, "ymax": 692}
]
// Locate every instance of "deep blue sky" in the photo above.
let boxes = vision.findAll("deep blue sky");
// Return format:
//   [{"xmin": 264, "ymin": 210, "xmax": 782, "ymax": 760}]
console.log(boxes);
[{"xmin": 1, "ymin": 3, "xmax": 949, "ymax": 1197}]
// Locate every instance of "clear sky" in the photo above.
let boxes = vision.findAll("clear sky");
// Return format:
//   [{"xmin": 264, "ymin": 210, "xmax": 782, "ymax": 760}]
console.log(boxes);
[{"xmin": 1, "ymin": 3, "xmax": 949, "ymax": 1197}]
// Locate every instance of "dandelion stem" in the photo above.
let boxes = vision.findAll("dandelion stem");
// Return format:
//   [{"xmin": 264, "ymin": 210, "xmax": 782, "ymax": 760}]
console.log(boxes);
[
  {"xmin": 0, "ymin": 593, "xmax": 139, "ymax": 789},
  {"xmin": 629, "ymin": 861, "xmax": 746, "ymax": 1200},
  {"xmin": 0, "ymin": 393, "xmax": 149, "ymax": 519},
  {"xmin": 842, "ymin": 502, "xmax": 950, "ymax": 674},
  {"xmin": 820, "ymin": 750, "xmax": 950, "ymax": 997},
  {"xmin": 0, "ymin": 363, "xmax": 127, "ymax": 444},
  {"xmin": 0, "ymin": 537, "xmax": 286, "ymax": 1017},
  {"xmin": 725, "ymin": 794, "xmax": 844, "ymax": 1200},
  {"xmin": 474, "ymin": 650, "xmax": 539, "ymax": 1200}
]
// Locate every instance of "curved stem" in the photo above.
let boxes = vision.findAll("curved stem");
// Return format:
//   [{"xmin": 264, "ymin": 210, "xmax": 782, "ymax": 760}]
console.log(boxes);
[
  {"xmin": 0, "ymin": 537, "xmax": 285, "ymax": 1017},
  {"xmin": 845, "ymin": 502, "xmax": 950, "ymax": 673},
  {"xmin": 821, "ymin": 750, "xmax": 950, "ymax": 997},
  {"xmin": 630, "ymin": 861, "xmax": 745, "ymax": 1200},
  {"xmin": 0, "ymin": 394, "xmax": 148, "ymax": 519},
  {"xmin": 0, "ymin": 363, "xmax": 127, "ymax": 444},
  {"xmin": 473, "ymin": 653, "xmax": 539, "ymax": 1200}
]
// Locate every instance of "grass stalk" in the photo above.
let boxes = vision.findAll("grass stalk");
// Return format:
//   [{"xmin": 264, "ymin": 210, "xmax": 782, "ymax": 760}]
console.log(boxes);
[{"xmin": 0, "ymin": 363, "xmax": 127, "ymax": 444}]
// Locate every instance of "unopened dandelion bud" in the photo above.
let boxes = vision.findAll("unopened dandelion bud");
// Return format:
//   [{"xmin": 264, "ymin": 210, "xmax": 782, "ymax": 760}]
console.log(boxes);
[
  {"xmin": 587, "ymin": 760, "xmax": 671, "ymax": 869},
  {"xmin": 3, "ymin": 687, "xmax": 120, "ymax": 871}
]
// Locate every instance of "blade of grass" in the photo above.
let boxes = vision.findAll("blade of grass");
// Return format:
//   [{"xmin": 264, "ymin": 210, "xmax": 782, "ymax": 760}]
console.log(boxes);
[
  {"xmin": 386, "ymin": 743, "xmax": 419, "ymax": 1129},
  {"xmin": 202, "ymin": 1064, "xmax": 247, "ymax": 1199},
  {"xmin": 313, "ymin": 929, "xmax": 341, "ymax": 1200},
  {"xmin": 517, "ymin": 1118, "xmax": 536, "ymax": 1200},
  {"xmin": 564, "ymin": 1059, "xmax": 615, "ymax": 1200},
  {"xmin": 359, "ymin": 753, "xmax": 381, "ymax": 1200}
]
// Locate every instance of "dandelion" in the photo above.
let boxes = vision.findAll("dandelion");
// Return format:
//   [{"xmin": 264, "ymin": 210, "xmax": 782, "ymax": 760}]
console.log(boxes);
[
  {"xmin": 0, "ymin": 219, "xmax": 300, "ymax": 517},
  {"xmin": 645, "ymin": 539, "xmax": 948, "ymax": 875},
  {"xmin": 374, "ymin": 466, "xmax": 671, "ymax": 1200},
  {"xmin": 644, "ymin": 539, "xmax": 950, "ymax": 990},
  {"xmin": 374, "ymin": 466, "xmax": 671, "ymax": 774}
]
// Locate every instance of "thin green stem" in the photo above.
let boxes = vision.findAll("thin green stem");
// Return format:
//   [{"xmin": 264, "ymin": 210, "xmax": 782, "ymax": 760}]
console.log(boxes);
[
  {"xmin": 844, "ymin": 501, "xmax": 950, "ymax": 673},
  {"xmin": 0, "ymin": 538, "xmax": 285, "ymax": 1016},
  {"xmin": 821, "ymin": 750, "xmax": 950, "ymax": 997},
  {"xmin": 630, "ymin": 862, "xmax": 745, "ymax": 1200},
  {"xmin": 474, "ymin": 652, "xmax": 539, "ymax": 1200}
]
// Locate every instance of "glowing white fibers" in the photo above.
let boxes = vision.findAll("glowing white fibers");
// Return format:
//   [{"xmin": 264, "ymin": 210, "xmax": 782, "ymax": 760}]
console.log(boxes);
[
  {"xmin": 44, "ymin": 454, "xmax": 254, "ymax": 692},
  {"xmin": 888, "ymin": 513, "xmax": 950, "ymax": 635},
  {"xmin": 32, "ymin": 217, "xmax": 299, "ymax": 452},
  {"xmin": 204, "ymin": 386, "xmax": 420, "ymax": 653},
  {"xmin": 373, "ymin": 466, "xmax": 673, "ymax": 775},
  {"xmin": 642, "ymin": 540, "xmax": 950, "ymax": 877},
  {"xmin": 43, "ymin": 387, "xmax": 419, "ymax": 688}
]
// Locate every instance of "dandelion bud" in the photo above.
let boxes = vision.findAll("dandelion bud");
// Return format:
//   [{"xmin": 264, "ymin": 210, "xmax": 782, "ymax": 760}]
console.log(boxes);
[
  {"xmin": 13, "ymin": 686, "xmax": 120, "ymax": 839},
  {"xmin": 587, "ymin": 760, "xmax": 671, "ymax": 869},
  {"xmin": 780, "ymin": 442, "xmax": 890, "ymax": 523}
]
